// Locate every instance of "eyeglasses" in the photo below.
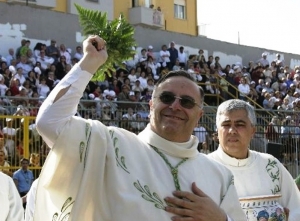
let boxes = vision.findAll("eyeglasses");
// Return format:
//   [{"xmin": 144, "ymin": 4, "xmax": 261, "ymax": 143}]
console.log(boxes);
[{"xmin": 157, "ymin": 92, "xmax": 202, "ymax": 109}]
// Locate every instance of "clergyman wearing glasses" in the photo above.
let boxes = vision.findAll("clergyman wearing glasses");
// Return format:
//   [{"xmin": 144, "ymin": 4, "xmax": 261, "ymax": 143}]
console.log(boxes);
[{"xmin": 34, "ymin": 36, "xmax": 246, "ymax": 221}]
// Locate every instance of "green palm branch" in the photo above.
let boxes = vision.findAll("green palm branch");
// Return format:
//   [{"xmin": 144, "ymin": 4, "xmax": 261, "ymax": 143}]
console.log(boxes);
[{"xmin": 75, "ymin": 4, "xmax": 136, "ymax": 81}]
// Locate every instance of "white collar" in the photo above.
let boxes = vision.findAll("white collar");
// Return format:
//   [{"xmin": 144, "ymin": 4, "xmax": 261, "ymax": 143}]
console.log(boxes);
[
  {"xmin": 215, "ymin": 146, "xmax": 255, "ymax": 167},
  {"xmin": 138, "ymin": 124, "xmax": 198, "ymax": 158}
]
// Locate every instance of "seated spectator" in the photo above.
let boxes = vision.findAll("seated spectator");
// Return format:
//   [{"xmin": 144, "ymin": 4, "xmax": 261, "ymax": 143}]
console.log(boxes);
[
  {"xmin": 55, "ymin": 56, "xmax": 67, "ymax": 80},
  {"xmin": 0, "ymin": 149, "xmax": 12, "ymax": 177},
  {"xmin": 199, "ymin": 142, "xmax": 210, "ymax": 155},
  {"xmin": 73, "ymin": 45, "xmax": 83, "ymax": 61},
  {"xmin": 36, "ymin": 50, "xmax": 54, "ymax": 72},
  {"xmin": 16, "ymin": 55, "xmax": 32, "ymax": 78},
  {"xmin": 37, "ymin": 77, "xmax": 50, "ymax": 98},
  {"xmin": 132, "ymin": 79, "xmax": 144, "ymax": 92},
  {"xmin": 130, "ymin": 113, "xmax": 146, "ymax": 132}
]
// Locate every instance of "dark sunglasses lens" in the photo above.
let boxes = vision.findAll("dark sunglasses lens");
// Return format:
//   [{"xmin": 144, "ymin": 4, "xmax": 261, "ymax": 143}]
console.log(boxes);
[
  {"xmin": 160, "ymin": 94, "xmax": 175, "ymax": 104},
  {"xmin": 180, "ymin": 97, "xmax": 195, "ymax": 109}
]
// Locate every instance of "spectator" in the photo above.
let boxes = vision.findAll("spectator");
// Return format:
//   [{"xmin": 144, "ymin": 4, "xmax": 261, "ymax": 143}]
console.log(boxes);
[
  {"xmin": 59, "ymin": 44, "xmax": 71, "ymax": 65},
  {"xmin": 265, "ymin": 116, "xmax": 281, "ymax": 143},
  {"xmin": 146, "ymin": 45, "xmax": 156, "ymax": 61},
  {"xmin": 199, "ymin": 142, "xmax": 210, "ymax": 155},
  {"xmin": 159, "ymin": 44, "xmax": 170, "ymax": 69},
  {"xmin": 193, "ymin": 122, "xmax": 209, "ymax": 152},
  {"xmin": 2, "ymin": 118, "xmax": 16, "ymax": 163},
  {"xmin": 16, "ymin": 55, "xmax": 32, "ymax": 78},
  {"xmin": 36, "ymin": 50, "xmax": 54, "ymax": 72},
  {"xmin": 37, "ymin": 77, "xmax": 50, "ymax": 98},
  {"xmin": 5, "ymin": 48, "xmax": 15, "ymax": 66},
  {"xmin": 0, "ymin": 149, "xmax": 12, "ymax": 177},
  {"xmin": 238, "ymin": 77, "xmax": 250, "ymax": 101},
  {"xmin": 178, "ymin": 46, "xmax": 187, "ymax": 69},
  {"xmin": 13, "ymin": 158, "xmax": 34, "ymax": 208},
  {"xmin": 73, "ymin": 45, "xmax": 83, "ymax": 61},
  {"xmin": 256, "ymin": 52, "xmax": 269, "ymax": 67},
  {"xmin": 138, "ymin": 48, "xmax": 147, "ymax": 62},
  {"xmin": 167, "ymin": 41, "xmax": 178, "ymax": 70},
  {"xmin": 46, "ymin": 39, "xmax": 60, "ymax": 64}
]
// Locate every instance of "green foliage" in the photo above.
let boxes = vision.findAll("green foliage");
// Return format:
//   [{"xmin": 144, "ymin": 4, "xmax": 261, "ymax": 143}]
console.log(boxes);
[{"xmin": 75, "ymin": 4, "xmax": 136, "ymax": 81}]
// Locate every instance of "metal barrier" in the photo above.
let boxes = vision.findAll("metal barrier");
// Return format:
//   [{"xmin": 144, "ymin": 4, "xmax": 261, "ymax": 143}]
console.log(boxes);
[{"xmin": 0, "ymin": 99, "xmax": 299, "ymax": 178}]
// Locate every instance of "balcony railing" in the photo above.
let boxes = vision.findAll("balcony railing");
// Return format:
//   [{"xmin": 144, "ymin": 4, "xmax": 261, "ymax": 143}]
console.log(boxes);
[{"xmin": 128, "ymin": 6, "xmax": 164, "ymax": 29}]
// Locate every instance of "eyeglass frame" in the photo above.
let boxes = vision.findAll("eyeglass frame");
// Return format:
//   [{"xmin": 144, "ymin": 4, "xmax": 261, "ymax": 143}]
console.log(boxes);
[{"xmin": 155, "ymin": 91, "xmax": 203, "ymax": 109}]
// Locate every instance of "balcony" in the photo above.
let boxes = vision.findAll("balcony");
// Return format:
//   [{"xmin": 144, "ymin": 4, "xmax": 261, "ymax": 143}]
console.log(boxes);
[
  {"xmin": 7, "ymin": 0, "xmax": 55, "ymax": 8},
  {"xmin": 128, "ymin": 6, "xmax": 164, "ymax": 29}
]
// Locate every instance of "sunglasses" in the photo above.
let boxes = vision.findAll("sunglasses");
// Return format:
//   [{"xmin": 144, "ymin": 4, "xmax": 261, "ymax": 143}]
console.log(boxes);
[{"xmin": 157, "ymin": 92, "xmax": 202, "ymax": 109}]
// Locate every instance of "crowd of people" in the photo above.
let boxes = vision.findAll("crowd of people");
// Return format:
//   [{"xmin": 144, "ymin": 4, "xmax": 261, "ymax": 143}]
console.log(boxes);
[{"xmin": 0, "ymin": 36, "xmax": 300, "ymax": 220}]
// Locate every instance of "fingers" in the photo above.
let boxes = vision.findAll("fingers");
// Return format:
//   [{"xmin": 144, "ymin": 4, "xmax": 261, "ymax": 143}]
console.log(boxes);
[
  {"xmin": 191, "ymin": 182, "xmax": 207, "ymax": 197},
  {"xmin": 165, "ymin": 195, "xmax": 194, "ymax": 210},
  {"xmin": 87, "ymin": 35, "xmax": 106, "ymax": 51}
]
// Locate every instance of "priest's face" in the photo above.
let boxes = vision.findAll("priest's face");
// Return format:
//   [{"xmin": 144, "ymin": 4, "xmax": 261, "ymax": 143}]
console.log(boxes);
[
  {"xmin": 149, "ymin": 76, "xmax": 203, "ymax": 142},
  {"xmin": 217, "ymin": 109, "xmax": 256, "ymax": 159}
]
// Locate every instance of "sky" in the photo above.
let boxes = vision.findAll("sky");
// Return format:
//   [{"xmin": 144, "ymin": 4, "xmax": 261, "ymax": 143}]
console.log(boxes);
[{"xmin": 197, "ymin": 0, "xmax": 300, "ymax": 55}]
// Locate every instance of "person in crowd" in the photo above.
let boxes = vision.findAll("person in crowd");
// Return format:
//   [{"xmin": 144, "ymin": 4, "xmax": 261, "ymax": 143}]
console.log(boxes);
[
  {"xmin": 5, "ymin": 48, "xmax": 15, "ymax": 66},
  {"xmin": 199, "ymin": 141, "xmax": 210, "ymax": 155},
  {"xmin": 0, "ymin": 171, "xmax": 24, "ymax": 221},
  {"xmin": 177, "ymin": 46, "xmax": 187, "ymax": 69},
  {"xmin": 46, "ymin": 39, "xmax": 60, "ymax": 64},
  {"xmin": 256, "ymin": 52, "xmax": 269, "ymax": 67},
  {"xmin": 0, "ymin": 149, "xmax": 12, "ymax": 177},
  {"xmin": 265, "ymin": 115, "xmax": 281, "ymax": 143},
  {"xmin": 2, "ymin": 118, "xmax": 16, "ymax": 163},
  {"xmin": 74, "ymin": 45, "xmax": 84, "ymax": 61},
  {"xmin": 237, "ymin": 77, "xmax": 250, "ymax": 101},
  {"xmin": 209, "ymin": 99, "xmax": 300, "ymax": 220},
  {"xmin": 36, "ymin": 49, "xmax": 54, "ymax": 72},
  {"xmin": 193, "ymin": 122, "xmax": 209, "ymax": 152},
  {"xmin": 13, "ymin": 158, "xmax": 34, "ymax": 208},
  {"xmin": 59, "ymin": 44, "xmax": 72, "ymax": 65},
  {"xmin": 167, "ymin": 41, "xmax": 178, "ymax": 70},
  {"xmin": 34, "ymin": 35, "xmax": 246, "ymax": 220}
]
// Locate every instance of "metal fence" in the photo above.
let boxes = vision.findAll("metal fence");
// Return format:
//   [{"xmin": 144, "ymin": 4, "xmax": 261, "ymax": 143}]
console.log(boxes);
[{"xmin": 0, "ymin": 99, "xmax": 299, "ymax": 178}]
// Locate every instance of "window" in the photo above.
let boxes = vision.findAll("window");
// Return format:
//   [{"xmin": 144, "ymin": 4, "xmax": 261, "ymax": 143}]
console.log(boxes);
[{"xmin": 174, "ymin": 0, "xmax": 186, "ymax": 19}]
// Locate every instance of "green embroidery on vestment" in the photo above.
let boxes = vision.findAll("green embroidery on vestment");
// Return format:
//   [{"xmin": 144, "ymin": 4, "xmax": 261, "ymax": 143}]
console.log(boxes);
[
  {"xmin": 109, "ymin": 130, "xmax": 130, "ymax": 174},
  {"xmin": 149, "ymin": 144, "xmax": 188, "ymax": 191},
  {"xmin": 78, "ymin": 123, "xmax": 92, "ymax": 168},
  {"xmin": 52, "ymin": 197, "xmax": 74, "ymax": 221},
  {"xmin": 266, "ymin": 158, "xmax": 281, "ymax": 194},
  {"xmin": 134, "ymin": 180, "xmax": 166, "ymax": 210}
]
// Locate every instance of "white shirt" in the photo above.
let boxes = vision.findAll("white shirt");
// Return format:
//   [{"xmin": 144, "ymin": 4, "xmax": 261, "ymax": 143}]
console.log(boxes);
[
  {"xmin": 159, "ymin": 50, "xmax": 170, "ymax": 63},
  {"xmin": 0, "ymin": 83, "xmax": 8, "ymax": 96},
  {"xmin": 193, "ymin": 126, "xmax": 208, "ymax": 143},
  {"xmin": 0, "ymin": 172, "xmax": 24, "ymax": 221},
  {"xmin": 238, "ymin": 83, "xmax": 250, "ymax": 96},
  {"xmin": 178, "ymin": 52, "xmax": 187, "ymax": 64}
]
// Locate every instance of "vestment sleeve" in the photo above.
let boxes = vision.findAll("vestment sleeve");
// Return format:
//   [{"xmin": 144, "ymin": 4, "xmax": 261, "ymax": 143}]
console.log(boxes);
[
  {"xmin": 36, "ymin": 64, "xmax": 92, "ymax": 148},
  {"xmin": 278, "ymin": 161, "xmax": 300, "ymax": 221},
  {"xmin": 219, "ymin": 176, "xmax": 247, "ymax": 221}
]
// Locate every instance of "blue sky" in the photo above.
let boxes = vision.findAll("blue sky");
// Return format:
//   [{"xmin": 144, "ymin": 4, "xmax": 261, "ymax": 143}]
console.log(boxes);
[{"xmin": 197, "ymin": 0, "xmax": 300, "ymax": 55}]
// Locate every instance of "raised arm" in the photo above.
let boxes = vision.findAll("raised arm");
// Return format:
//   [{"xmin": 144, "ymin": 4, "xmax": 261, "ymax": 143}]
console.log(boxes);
[{"xmin": 36, "ymin": 36, "xmax": 107, "ymax": 148}]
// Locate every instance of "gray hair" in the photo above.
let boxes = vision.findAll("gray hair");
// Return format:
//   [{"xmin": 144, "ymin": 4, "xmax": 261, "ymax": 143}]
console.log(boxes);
[{"xmin": 216, "ymin": 99, "xmax": 256, "ymax": 128}]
